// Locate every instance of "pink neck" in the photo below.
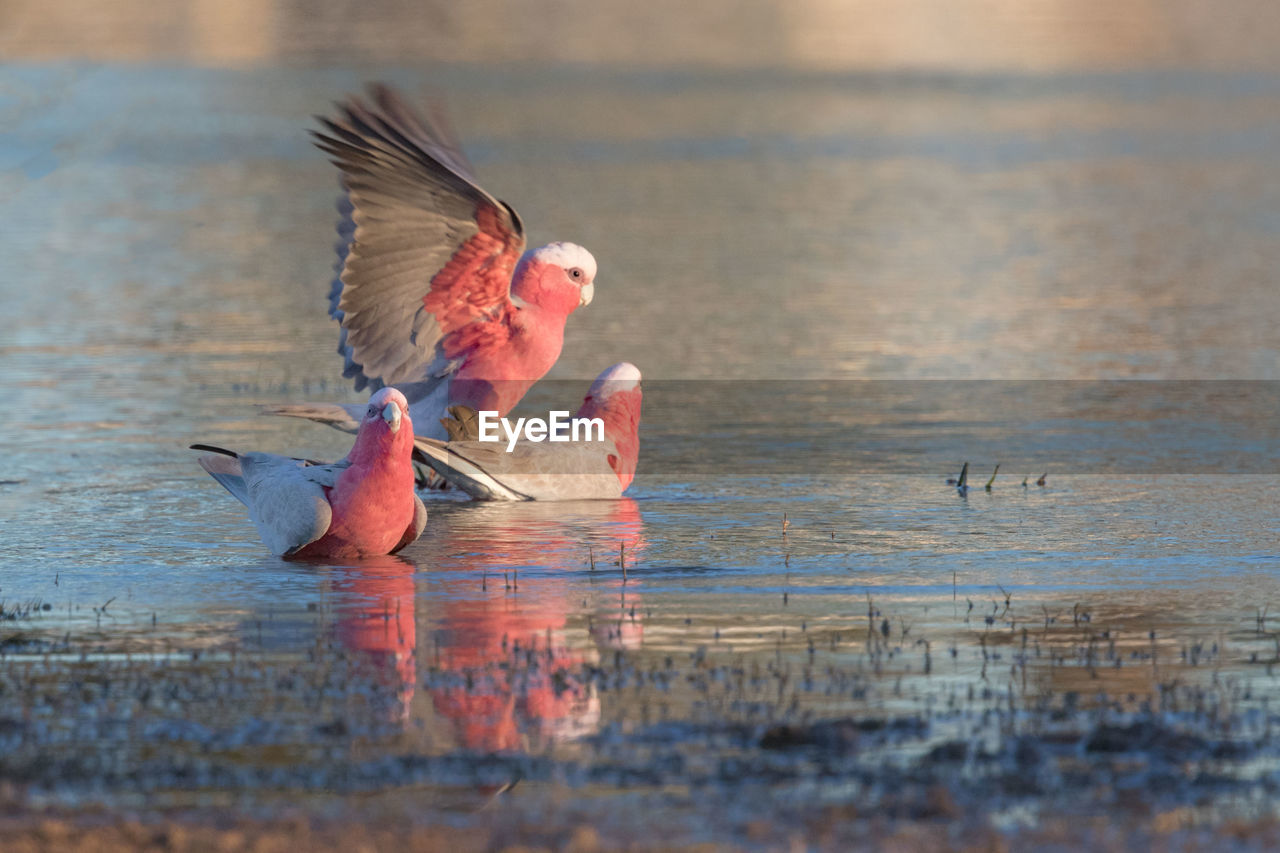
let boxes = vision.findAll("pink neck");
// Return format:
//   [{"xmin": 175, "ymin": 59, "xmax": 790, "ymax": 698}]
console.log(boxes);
[{"xmin": 345, "ymin": 422, "xmax": 414, "ymax": 474}]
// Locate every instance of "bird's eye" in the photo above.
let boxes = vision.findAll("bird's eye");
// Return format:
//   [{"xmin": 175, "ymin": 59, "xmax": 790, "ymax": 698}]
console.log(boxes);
[{"xmin": 569, "ymin": 267, "xmax": 583, "ymax": 280}]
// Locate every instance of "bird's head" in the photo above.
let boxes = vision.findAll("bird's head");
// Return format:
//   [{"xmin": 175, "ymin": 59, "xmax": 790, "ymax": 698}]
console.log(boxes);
[
  {"xmin": 349, "ymin": 387, "xmax": 416, "ymax": 468},
  {"xmin": 363, "ymin": 386, "xmax": 410, "ymax": 435},
  {"xmin": 577, "ymin": 362, "xmax": 643, "ymax": 491},
  {"xmin": 512, "ymin": 242, "xmax": 597, "ymax": 315},
  {"xmin": 585, "ymin": 361, "xmax": 641, "ymax": 402}
]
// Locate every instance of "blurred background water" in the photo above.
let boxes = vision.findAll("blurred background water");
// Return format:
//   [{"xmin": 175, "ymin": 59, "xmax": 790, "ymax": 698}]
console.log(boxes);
[{"xmin": 5, "ymin": 0, "xmax": 1280, "ymax": 843}]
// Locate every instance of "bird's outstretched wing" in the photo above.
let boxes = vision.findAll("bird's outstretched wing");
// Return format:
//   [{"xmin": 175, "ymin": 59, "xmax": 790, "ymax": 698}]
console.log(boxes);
[{"xmin": 316, "ymin": 84, "xmax": 527, "ymax": 393}]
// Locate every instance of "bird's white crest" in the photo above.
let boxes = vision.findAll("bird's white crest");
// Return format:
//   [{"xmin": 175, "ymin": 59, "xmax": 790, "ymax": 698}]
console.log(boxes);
[
  {"xmin": 529, "ymin": 242, "xmax": 597, "ymax": 282},
  {"xmin": 588, "ymin": 362, "xmax": 642, "ymax": 398},
  {"xmin": 369, "ymin": 387, "xmax": 407, "ymax": 432},
  {"xmin": 369, "ymin": 386, "xmax": 408, "ymax": 409}
]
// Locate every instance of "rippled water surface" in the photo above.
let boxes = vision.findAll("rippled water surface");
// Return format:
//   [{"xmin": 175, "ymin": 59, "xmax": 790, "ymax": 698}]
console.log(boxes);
[{"xmin": 6, "ymin": 59, "xmax": 1280, "ymax": 845}]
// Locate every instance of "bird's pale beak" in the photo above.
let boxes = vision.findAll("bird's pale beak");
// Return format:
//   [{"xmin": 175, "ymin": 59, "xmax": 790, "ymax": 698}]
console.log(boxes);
[
  {"xmin": 382, "ymin": 402, "xmax": 402, "ymax": 434},
  {"xmin": 578, "ymin": 282, "xmax": 595, "ymax": 307}
]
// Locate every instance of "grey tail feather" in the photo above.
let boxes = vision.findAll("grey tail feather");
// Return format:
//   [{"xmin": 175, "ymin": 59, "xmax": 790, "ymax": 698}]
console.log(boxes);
[
  {"xmin": 189, "ymin": 443, "xmax": 239, "ymax": 458},
  {"xmin": 193, "ymin": 448, "xmax": 250, "ymax": 507},
  {"xmin": 204, "ymin": 471, "xmax": 249, "ymax": 508}
]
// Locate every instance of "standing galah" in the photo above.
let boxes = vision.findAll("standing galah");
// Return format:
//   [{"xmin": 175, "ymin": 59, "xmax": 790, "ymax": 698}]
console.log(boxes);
[
  {"xmin": 266, "ymin": 84, "xmax": 598, "ymax": 439},
  {"xmin": 193, "ymin": 387, "xmax": 427, "ymax": 559},
  {"xmin": 414, "ymin": 363, "xmax": 642, "ymax": 501}
]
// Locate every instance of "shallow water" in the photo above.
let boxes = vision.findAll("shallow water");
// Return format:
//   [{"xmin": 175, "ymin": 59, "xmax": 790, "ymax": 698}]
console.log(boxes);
[{"xmin": 5, "ymin": 59, "xmax": 1280, "ymax": 843}]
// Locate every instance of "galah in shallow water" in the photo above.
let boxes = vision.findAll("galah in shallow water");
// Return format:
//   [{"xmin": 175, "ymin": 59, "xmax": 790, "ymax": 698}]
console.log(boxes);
[
  {"xmin": 193, "ymin": 387, "xmax": 427, "ymax": 559},
  {"xmin": 266, "ymin": 83, "xmax": 598, "ymax": 439},
  {"xmin": 414, "ymin": 363, "xmax": 642, "ymax": 501}
]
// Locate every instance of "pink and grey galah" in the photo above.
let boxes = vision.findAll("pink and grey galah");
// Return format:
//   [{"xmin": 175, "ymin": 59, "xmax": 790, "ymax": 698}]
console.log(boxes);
[
  {"xmin": 266, "ymin": 83, "xmax": 598, "ymax": 440},
  {"xmin": 414, "ymin": 362, "xmax": 643, "ymax": 501},
  {"xmin": 193, "ymin": 387, "xmax": 427, "ymax": 559}
]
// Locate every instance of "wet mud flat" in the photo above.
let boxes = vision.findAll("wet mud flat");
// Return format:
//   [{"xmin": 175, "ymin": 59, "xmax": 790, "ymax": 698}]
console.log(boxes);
[{"xmin": 5, "ymin": 585, "xmax": 1280, "ymax": 851}]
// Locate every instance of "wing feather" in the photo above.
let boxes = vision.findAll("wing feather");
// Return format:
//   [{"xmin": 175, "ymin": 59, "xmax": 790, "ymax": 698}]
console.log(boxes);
[
  {"xmin": 390, "ymin": 495, "xmax": 429, "ymax": 554},
  {"xmin": 317, "ymin": 84, "xmax": 525, "ymax": 390},
  {"xmin": 414, "ymin": 438, "xmax": 623, "ymax": 502},
  {"xmin": 237, "ymin": 453, "xmax": 344, "ymax": 556}
]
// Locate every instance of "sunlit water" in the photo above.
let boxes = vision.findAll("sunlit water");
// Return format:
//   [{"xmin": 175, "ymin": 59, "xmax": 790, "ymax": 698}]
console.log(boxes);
[{"xmin": 5, "ymin": 63, "xmax": 1280, "ymax": 841}]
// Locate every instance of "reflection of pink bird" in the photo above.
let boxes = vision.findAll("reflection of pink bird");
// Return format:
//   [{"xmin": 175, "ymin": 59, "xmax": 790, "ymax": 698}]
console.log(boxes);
[
  {"xmin": 193, "ymin": 387, "xmax": 426, "ymax": 559},
  {"xmin": 266, "ymin": 84, "xmax": 598, "ymax": 440},
  {"xmin": 415, "ymin": 362, "xmax": 643, "ymax": 500},
  {"xmin": 331, "ymin": 557, "xmax": 417, "ymax": 722},
  {"xmin": 424, "ymin": 499, "xmax": 647, "ymax": 751}
]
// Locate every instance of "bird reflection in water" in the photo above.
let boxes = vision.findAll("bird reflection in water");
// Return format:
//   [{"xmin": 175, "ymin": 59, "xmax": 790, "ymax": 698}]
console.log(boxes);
[
  {"xmin": 316, "ymin": 500, "xmax": 646, "ymax": 747},
  {"xmin": 328, "ymin": 555, "xmax": 419, "ymax": 724},
  {"xmin": 422, "ymin": 498, "xmax": 647, "ymax": 752}
]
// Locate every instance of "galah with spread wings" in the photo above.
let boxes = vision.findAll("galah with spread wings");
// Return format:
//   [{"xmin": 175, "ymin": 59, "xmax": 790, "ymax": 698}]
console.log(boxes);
[
  {"xmin": 266, "ymin": 84, "xmax": 598, "ymax": 439},
  {"xmin": 193, "ymin": 387, "xmax": 427, "ymax": 559},
  {"xmin": 414, "ymin": 362, "xmax": 642, "ymax": 501}
]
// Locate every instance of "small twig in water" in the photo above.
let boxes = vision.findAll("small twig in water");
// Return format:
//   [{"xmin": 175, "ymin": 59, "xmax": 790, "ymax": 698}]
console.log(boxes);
[{"xmin": 997, "ymin": 583, "xmax": 1011, "ymax": 615}]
